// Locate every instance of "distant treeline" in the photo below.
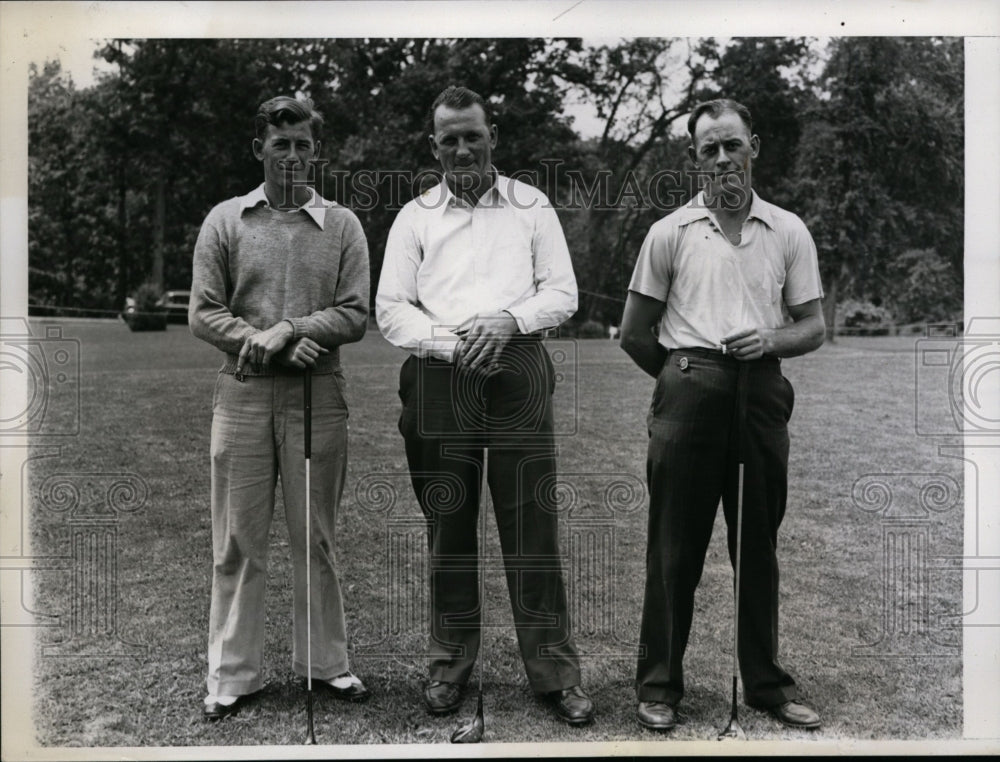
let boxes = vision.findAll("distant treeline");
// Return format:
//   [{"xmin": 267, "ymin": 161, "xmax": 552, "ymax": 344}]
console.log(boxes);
[{"xmin": 28, "ymin": 37, "xmax": 963, "ymax": 330}]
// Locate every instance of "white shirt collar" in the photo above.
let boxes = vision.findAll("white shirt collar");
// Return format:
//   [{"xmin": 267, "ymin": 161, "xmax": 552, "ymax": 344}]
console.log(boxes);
[
  {"xmin": 676, "ymin": 189, "xmax": 774, "ymax": 230},
  {"xmin": 238, "ymin": 184, "xmax": 331, "ymax": 230},
  {"xmin": 438, "ymin": 168, "xmax": 511, "ymax": 209}
]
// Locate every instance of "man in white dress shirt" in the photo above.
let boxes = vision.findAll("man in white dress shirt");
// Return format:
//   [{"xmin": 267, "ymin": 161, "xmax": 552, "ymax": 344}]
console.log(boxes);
[{"xmin": 376, "ymin": 86, "xmax": 593, "ymax": 726}]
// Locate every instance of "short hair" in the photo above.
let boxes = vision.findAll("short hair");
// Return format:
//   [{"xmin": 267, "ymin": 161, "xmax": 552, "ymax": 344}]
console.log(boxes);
[
  {"xmin": 428, "ymin": 85, "xmax": 493, "ymax": 134},
  {"xmin": 687, "ymin": 98, "xmax": 753, "ymax": 144},
  {"xmin": 254, "ymin": 96, "xmax": 324, "ymax": 142}
]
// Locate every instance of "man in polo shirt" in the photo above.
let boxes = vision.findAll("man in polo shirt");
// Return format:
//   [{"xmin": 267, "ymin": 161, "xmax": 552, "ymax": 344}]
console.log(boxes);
[
  {"xmin": 376, "ymin": 85, "xmax": 593, "ymax": 726},
  {"xmin": 190, "ymin": 95, "xmax": 370, "ymax": 719},
  {"xmin": 620, "ymin": 98, "xmax": 826, "ymax": 732}
]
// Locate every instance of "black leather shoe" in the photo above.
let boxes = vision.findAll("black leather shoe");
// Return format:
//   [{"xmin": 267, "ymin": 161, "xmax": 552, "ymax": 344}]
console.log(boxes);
[
  {"xmin": 313, "ymin": 671, "xmax": 370, "ymax": 703},
  {"xmin": 202, "ymin": 693, "xmax": 254, "ymax": 721},
  {"xmin": 766, "ymin": 700, "xmax": 821, "ymax": 729},
  {"xmin": 637, "ymin": 700, "xmax": 678, "ymax": 731},
  {"xmin": 424, "ymin": 680, "xmax": 465, "ymax": 715},
  {"xmin": 545, "ymin": 685, "xmax": 594, "ymax": 726}
]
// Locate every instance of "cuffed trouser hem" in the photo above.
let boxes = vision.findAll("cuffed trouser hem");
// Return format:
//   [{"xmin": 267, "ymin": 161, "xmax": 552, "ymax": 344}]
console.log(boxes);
[
  {"xmin": 635, "ymin": 687, "xmax": 682, "ymax": 707},
  {"xmin": 292, "ymin": 660, "xmax": 351, "ymax": 681},
  {"xmin": 529, "ymin": 668, "xmax": 583, "ymax": 695},
  {"xmin": 209, "ymin": 679, "xmax": 263, "ymax": 697},
  {"xmin": 745, "ymin": 685, "xmax": 800, "ymax": 709}
]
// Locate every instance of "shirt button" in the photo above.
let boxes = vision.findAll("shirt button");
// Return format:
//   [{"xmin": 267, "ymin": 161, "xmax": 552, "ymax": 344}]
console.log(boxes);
[{"xmin": 678, "ymin": 356, "xmax": 689, "ymax": 371}]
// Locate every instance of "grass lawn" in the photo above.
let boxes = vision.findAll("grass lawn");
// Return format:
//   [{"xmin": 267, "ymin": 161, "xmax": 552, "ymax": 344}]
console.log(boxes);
[{"xmin": 24, "ymin": 319, "xmax": 963, "ymax": 749}]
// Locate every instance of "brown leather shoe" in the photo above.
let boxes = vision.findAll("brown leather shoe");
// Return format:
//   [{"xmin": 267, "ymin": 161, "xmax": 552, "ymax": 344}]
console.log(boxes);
[
  {"xmin": 423, "ymin": 680, "xmax": 465, "ymax": 715},
  {"xmin": 545, "ymin": 685, "xmax": 594, "ymax": 726},
  {"xmin": 767, "ymin": 700, "xmax": 821, "ymax": 729},
  {"xmin": 637, "ymin": 700, "xmax": 678, "ymax": 731}
]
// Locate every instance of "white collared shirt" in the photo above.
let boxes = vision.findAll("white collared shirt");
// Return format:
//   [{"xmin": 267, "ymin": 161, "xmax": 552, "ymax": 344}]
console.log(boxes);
[
  {"xmin": 376, "ymin": 176, "xmax": 578, "ymax": 361},
  {"xmin": 238, "ymin": 184, "xmax": 331, "ymax": 229},
  {"xmin": 628, "ymin": 190, "xmax": 823, "ymax": 350}
]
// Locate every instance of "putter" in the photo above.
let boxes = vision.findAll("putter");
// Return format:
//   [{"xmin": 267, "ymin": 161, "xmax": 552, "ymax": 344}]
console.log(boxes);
[
  {"xmin": 304, "ymin": 368, "xmax": 317, "ymax": 745},
  {"xmin": 718, "ymin": 362, "xmax": 749, "ymax": 742},
  {"xmin": 451, "ymin": 450, "xmax": 487, "ymax": 744}
]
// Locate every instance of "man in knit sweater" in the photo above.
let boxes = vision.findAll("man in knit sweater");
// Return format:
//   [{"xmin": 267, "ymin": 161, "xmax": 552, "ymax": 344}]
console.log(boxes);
[{"xmin": 190, "ymin": 96, "xmax": 371, "ymax": 720}]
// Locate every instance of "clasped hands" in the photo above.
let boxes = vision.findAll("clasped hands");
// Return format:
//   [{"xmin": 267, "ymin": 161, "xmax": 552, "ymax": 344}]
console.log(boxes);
[
  {"xmin": 453, "ymin": 311, "xmax": 519, "ymax": 375},
  {"xmin": 235, "ymin": 321, "xmax": 328, "ymax": 375}
]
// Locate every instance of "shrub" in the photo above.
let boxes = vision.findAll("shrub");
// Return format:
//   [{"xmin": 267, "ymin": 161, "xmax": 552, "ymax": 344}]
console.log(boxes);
[
  {"xmin": 576, "ymin": 319, "xmax": 607, "ymax": 339},
  {"xmin": 888, "ymin": 248, "xmax": 962, "ymax": 324},
  {"xmin": 126, "ymin": 282, "xmax": 167, "ymax": 331},
  {"xmin": 837, "ymin": 299, "xmax": 893, "ymax": 336}
]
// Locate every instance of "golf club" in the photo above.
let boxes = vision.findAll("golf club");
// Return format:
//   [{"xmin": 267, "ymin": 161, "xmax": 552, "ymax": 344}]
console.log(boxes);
[
  {"xmin": 451, "ymin": 449, "xmax": 487, "ymax": 744},
  {"xmin": 718, "ymin": 362, "xmax": 749, "ymax": 742},
  {"xmin": 304, "ymin": 368, "xmax": 317, "ymax": 745}
]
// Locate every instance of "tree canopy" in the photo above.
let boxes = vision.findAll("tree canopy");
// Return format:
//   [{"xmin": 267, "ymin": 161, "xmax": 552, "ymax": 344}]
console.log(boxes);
[{"xmin": 28, "ymin": 37, "xmax": 963, "ymax": 329}]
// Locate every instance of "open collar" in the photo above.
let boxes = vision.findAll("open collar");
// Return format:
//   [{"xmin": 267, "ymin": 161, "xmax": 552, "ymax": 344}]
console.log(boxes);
[
  {"xmin": 238, "ymin": 184, "xmax": 330, "ymax": 229},
  {"xmin": 676, "ymin": 189, "xmax": 775, "ymax": 231}
]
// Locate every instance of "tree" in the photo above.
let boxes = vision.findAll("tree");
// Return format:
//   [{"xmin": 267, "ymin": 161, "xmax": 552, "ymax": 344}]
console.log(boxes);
[
  {"xmin": 789, "ymin": 37, "xmax": 963, "ymax": 333},
  {"xmin": 29, "ymin": 61, "xmax": 123, "ymax": 313},
  {"xmin": 565, "ymin": 38, "xmax": 710, "ymax": 323}
]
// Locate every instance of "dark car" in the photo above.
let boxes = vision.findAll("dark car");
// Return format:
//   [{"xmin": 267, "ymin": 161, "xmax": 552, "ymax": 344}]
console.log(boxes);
[
  {"xmin": 161, "ymin": 289, "xmax": 191, "ymax": 324},
  {"xmin": 122, "ymin": 288, "xmax": 189, "ymax": 331}
]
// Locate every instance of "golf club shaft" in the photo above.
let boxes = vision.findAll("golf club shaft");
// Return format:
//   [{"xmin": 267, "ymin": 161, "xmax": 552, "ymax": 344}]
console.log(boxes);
[
  {"xmin": 731, "ymin": 461, "xmax": 744, "ymax": 718},
  {"xmin": 731, "ymin": 363, "xmax": 749, "ymax": 719},
  {"xmin": 304, "ymin": 368, "xmax": 316, "ymax": 744},
  {"xmin": 478, "ymin": 447, "xmax": 487, "ymax": 696}
]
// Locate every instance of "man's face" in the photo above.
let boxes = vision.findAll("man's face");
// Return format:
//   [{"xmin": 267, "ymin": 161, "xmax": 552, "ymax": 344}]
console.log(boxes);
[
  {"xmin": 688, "ymin": 110, "xmax": 760, "ymax": 207},
  {"xmin": 252, "ymin": 120, "xmax": 319, "ymax": 203},
  {"xmin": 429, "ymin": 103, "xmax": 497, "ymax": 196}
]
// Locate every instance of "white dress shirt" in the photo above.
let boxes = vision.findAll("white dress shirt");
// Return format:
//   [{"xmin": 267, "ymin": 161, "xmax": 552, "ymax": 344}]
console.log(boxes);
[{"xmin": 376, "ymin": 175, "xmax": 578, "ymax": 361}]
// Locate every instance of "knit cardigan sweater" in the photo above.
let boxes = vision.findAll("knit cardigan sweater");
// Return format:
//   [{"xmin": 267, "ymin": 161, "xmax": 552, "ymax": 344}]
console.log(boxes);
[{"xmin": 189, "ymin": 189, "xmax": 370, "ymax": 375}]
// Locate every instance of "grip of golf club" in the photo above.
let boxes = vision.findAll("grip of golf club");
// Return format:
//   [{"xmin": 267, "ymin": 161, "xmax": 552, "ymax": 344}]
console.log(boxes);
[{"xmin": 303, "ymin": 369, "xmax": 312, "ymax": 459}]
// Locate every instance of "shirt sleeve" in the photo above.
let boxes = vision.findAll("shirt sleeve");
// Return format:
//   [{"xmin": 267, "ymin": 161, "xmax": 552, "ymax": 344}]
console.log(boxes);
[
  {"xmin": 628, "ymin": 221, "xmax": 673, "ymax": 302},
  {"xmin": 503, "ymin": 201, "xmax": 578, "ymax": 333},
  {"xmin": 375, "ymin": 204, "xmax": 461, "ymax": 362},
  {"xmin": 782, "ymin": 215, "xmax": 825, "ymax": 307},
  {"xmin": 188, "ymin": 204, "xmax": 258, "ymax": 354},
  {"xmin": 287, "ymin": 212, "xmax": 370, "ymax": 347}
]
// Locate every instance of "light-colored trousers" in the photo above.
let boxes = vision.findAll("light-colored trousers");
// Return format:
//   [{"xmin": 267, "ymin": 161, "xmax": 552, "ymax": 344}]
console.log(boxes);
[{"xmin": 206, "ymin": 371, "xmax": 351, "ymax": 697}]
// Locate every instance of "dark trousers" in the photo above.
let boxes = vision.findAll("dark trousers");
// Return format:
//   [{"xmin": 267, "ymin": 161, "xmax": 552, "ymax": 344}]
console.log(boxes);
[
  {"xmin": 397, "ymin": 338, "xmax": 581, "ymax": 693},
  {"xmin": 635, "ymin": 348, "xmax": 800, "ymax": 708}
]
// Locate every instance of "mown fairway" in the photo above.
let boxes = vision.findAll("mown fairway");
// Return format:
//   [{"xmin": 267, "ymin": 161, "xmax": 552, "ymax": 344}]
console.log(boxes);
[{"xmin": 25, "ymin": 319, "xmax": 962, "ymax": 749}]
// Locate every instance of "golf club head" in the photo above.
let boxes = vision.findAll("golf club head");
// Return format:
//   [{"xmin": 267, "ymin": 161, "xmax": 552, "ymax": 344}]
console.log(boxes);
[
  {"xmin": 717, "ymin": 717, "xmax": 747, "ymax": 741},
  {"xmin": 450, "ymin": 692, "xmax": 484, "ymax": 744},
  {"xmin": 305, "ymin": 692, "xmax": 317, "ymax": 744}
]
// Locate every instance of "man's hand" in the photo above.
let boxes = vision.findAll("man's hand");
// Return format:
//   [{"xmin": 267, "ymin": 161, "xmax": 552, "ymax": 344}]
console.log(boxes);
[
  {"xmin": 453, "ymin": 311, "xmax": 519, "ymax": 372},
  {"xmin": 720, "ymin": 326, "xmax": 773, "ymax": 361},
  {"xmin": 236, "ymin": 321, "xmax": 294, "ymax": 374},
  {"xmin": 276, "ymin": 337, "xmax": 329, "ymax": 369},
  {"xmin": 721, "ymin": 301, "xmax": 826, "ymax": 361}
]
